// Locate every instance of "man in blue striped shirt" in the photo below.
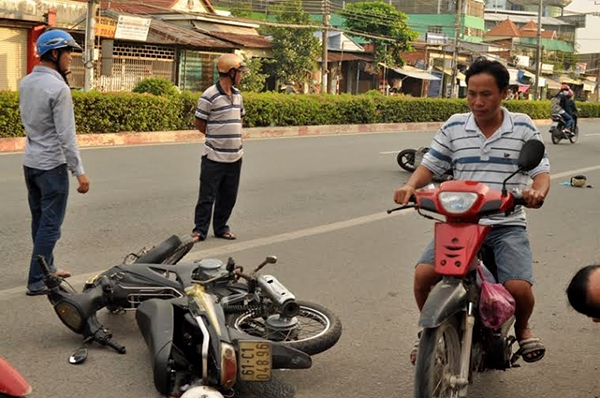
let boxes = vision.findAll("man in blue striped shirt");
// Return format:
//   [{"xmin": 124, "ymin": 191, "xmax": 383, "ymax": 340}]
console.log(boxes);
[
  {"xmin": 394, "ymin": 60, "xmax": 550, "ymax": 364},
  {"xmin": 191, "ymin": 53, "xmax": 247, "ymax": 242}
]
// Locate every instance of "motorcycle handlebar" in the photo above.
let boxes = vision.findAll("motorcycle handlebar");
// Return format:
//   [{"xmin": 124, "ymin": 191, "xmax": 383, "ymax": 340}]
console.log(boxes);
[
  {"xmin": 104, "ymin": 338, "xmax": 126, "ymax": 354},
  {"xmin": 37, "ymin": 255, "xmax": 52, "ymax": 276},
  {"xmin": 387, "ymin": 195, "xmax": 417, "ymax": 214},
  {"xmin": 388, "ymin": 192, "xmax": 544, "ymax": 215}
]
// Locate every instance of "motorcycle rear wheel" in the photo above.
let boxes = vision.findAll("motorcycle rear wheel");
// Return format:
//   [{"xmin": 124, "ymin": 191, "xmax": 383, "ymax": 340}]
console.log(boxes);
[
  {"xmin": 550, "ymin": 129, "xmax": 561, "ymax": 145},
  {"xmin": 414, "ymin": 318, "xmax": 462, "ymax": 398},
  {"xmin": 397, "ymin": 149, "xmax": 417, "ymax": 172},
  {"xmin": 227, "ymin": 300, "xmax": 342, "ymax": 356},
  {"xmin": 569, "ymin": 125, "xmax": 579, "ymax": 144}
]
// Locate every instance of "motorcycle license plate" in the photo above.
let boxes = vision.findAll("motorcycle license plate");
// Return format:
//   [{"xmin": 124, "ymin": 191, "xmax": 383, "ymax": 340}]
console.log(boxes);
[{"xmin": 238, "ymin": 341, "xmax": 272, "ymax": 381}]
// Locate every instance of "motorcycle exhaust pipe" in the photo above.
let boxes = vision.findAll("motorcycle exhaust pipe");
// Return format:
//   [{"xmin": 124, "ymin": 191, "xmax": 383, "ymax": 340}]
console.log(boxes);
[{"xmin": 256, "ymin": 275, "xmax": 300, "ymax": 318}]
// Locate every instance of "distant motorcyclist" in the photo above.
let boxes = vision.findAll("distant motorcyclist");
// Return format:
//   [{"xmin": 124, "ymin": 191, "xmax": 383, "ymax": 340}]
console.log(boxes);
[
  {"xmin": 550, "ymin": 84, "xmax": 574, "ymax": 134},
  {"xmin": 563, "ymin": 89, "xmax": 578, "ymax": 133}
]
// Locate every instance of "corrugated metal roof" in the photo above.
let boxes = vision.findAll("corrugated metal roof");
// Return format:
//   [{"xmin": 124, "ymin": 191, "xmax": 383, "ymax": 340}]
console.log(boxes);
[
  {"xmin": 102, "ymin": 0, "xmax": 216, "ymax": 14},
  {"xmin": 147, "ymin": 19, "xmax": 237, "ymax": 49},
  {"xmin": 204, "ymin": 32, "xmax": 272, "ymax": 48},
  {"xmin": 103, "ymin": 0, "xmax": 177, "ymax": 14},
  {"xmin": 326, "ymin": 52, "xmax": 373, "ymax": 62}
]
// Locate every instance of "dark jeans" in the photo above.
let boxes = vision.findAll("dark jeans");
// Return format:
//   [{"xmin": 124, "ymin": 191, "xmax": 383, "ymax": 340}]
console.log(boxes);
[
  {"xmin": 561, "ymin": 112, "xmax": 574, "ymax": 128},
  {"xmin": 24, "ymin": 164, "xmax": 69, "ymax": 291},
  {"xmin": 193, "ymin": 156, "xmax": 242, "ymax": 238}
]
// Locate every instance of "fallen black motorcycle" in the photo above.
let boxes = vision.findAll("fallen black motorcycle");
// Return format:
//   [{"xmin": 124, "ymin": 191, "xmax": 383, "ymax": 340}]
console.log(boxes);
[{"xmin": 38, "ymin": 235, "xmax": 342, "ymax": 398}]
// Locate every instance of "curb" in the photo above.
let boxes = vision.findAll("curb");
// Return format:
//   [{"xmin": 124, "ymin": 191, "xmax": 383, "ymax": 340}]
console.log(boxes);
[{"xmin": 0, "ymin": 118, "xmax": 591, "ymax": 154}]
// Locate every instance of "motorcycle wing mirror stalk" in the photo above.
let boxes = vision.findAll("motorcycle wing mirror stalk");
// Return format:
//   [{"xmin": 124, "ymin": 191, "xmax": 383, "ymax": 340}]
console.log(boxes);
[
  {"xmin": 253, "ymin": 255, "xmax": 278, "ymax": 275},
  {"xmin": 502, "ymin": 140, "xmax": 546, "ymax": 196}
]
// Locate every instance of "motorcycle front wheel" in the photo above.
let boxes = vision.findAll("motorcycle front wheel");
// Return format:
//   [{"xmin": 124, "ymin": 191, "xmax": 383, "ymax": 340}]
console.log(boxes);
[
  {"xmin": 414, "ymin": 318, "xmax": 462, "ymax": 398},
  {"xmin": 227, "ymin": 300, "xmax": 342, "ymax": 356},
  {"xmin": 397, "ymin": 149, "xmax": 417, "ymax": 172}
]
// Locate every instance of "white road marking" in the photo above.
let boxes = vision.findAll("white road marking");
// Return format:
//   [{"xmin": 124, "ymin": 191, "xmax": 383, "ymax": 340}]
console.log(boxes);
[{"xmin": 2, "ymin": 164, "xmax": 600, "ymax": 298}]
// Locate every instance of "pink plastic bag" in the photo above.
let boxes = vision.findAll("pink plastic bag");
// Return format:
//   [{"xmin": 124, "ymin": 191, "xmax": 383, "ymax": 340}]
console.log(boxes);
[{"xmin": 477, "ymin": 264, "xmax": 516, "ymax": 329}]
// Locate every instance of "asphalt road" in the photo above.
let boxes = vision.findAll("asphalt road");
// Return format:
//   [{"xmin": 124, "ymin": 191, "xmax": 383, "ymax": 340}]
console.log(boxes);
[{"xmin": 2, "ymin": 123, "xmax": 600, "ymax": 398}]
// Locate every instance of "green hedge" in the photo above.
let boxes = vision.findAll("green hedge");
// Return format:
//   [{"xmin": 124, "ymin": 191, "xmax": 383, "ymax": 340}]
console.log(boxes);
[{"xmin": 1, "ymin": 90, "xmax": 599, "ymax": 138}]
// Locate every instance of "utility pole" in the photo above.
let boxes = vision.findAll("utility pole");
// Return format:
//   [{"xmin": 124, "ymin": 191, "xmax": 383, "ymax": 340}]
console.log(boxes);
[
  {"xmin": 84, "ymin": 0, "xmax": 98, "ymax": 91},
  {"xmin": 449, "ymin": 0, "xmax": 463, "ymax": 99},
  {"xmin": 321, "ymin": 0, "xmax": 329, "ymax": 94},
  {"xmin": 533, "ymin": 0, "xmax": 543, "ymax": 100}
]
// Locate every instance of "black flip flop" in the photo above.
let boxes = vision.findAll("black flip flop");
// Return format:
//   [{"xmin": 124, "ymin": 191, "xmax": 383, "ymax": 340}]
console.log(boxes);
[{"xmin": 26, "ymin": 288, "xmax": 49, "ymax": 296}]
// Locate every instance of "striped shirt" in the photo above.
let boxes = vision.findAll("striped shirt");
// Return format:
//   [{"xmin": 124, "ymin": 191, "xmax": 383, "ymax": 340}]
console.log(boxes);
[
  {"xmin": 19, "ymin": 66, "xmax": 85, "ymax": 176},
  {"xmin": 195, "ymin": 82, "xmax": 245, "ymax": 163},
  {"xmin": 421, "ymin": 108, "xmax": 551, "ymax": 226}
]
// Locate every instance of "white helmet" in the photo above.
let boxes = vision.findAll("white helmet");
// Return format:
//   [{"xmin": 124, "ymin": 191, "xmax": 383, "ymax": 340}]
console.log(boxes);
[
  {"xmin": 217, "ymin": 53, "xmax": 248, "ymax": 74},
  {"xmin": 180, "ymin": 385, "xmax": 225, "ymax": 398}
]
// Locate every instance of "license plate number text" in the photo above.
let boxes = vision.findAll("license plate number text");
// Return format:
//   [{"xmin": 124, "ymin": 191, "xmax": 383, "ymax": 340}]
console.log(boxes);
[{"xmin": 238, "ymin": 341, "xmax": 271, "ymax": 381}]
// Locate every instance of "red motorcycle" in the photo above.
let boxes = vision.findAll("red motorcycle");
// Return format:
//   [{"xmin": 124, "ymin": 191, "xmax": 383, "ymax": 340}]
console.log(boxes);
[
  {"xmin": 389, "ymin": 139, "xmax": 545, "ymax": 398},
  {"xmin": 0, "ymin": 357, "xmax": 31, "ymax": 397}
]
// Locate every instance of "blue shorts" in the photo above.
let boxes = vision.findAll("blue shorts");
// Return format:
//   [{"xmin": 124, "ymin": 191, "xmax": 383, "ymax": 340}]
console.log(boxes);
[{"xmin": 416, "ymin": 225, "xmax": 533, "ymax": 284}]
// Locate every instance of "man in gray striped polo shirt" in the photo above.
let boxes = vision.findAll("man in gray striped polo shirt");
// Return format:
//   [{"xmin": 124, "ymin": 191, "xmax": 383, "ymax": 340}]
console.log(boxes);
[
  {"xmin": 191, "ymin": 53, "xmax": 247, "ymax": 242},
  {"xmin": 394, "ymin": 60, "xmax": 550, "ymax": 364}
]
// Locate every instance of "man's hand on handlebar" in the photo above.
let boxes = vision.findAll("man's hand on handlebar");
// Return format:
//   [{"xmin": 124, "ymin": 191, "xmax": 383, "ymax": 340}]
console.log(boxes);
[
  {"xmin": 394, "ymin": 184, "xmax": 416, "ymax": 206},
  {"xmin": 521, "ymin": 188, "xmax": 545, "ymax": 208}
]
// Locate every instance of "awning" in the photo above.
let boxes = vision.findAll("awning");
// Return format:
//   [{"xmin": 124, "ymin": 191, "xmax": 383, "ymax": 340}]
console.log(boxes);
[
  {"xmin": 546, "ymin": 78, "xmax": 562, "ymax": 90},
  {"xmin": 521, "ymin": 70, "xmax": 535, "ymax": 79},
  {"xmin": 509, "ymin": 80, "xmax": 529, "ymax": 87},
  {"xmin": 583, "ymin": 81, "xmax": 596, "ymax": 92},
  {"xmin": 390, "ymin": 65, "xmax": 441, "ymax": 81},
  {"xmin": 435, "ymin": 67, "xmax": 466, "ymax": 81},
  {"xmin": 560, "ymin": 76, "xmax": 582, "ymax": 85}
]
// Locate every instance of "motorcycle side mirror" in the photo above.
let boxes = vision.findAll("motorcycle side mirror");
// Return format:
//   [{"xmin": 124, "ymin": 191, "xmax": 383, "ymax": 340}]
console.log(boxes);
[
  {"xmin": 517, "ymin": 139, "xmax": 545, "ymax": 172},
  {"xmin": 502, "ymin": 140, "xmax": 545, "ymax": 196},
  {"xmin": 69, "ymin": 346, "xmax": 88, "ymax": 365}
]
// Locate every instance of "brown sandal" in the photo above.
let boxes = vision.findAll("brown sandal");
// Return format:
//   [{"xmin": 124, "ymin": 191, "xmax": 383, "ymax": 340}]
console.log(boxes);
[
  {"xmin": 191, "ymin": 231, "xmax": 205, "ymax": 242},
  {"xmin": 215, "ymin": 231, "xmax": 236, "ymax": 240},
  {"xmin": 54, "ymin": 269, "xmax": 72, "ymax": 278}
]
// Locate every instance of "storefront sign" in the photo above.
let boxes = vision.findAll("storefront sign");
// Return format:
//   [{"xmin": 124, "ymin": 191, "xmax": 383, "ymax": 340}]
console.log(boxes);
[
  {"xmin": 114, "ymin": 15, "xmax": 151, "ymax": 41},
  {"xmin": 95, "ymin": 17, "xmax": 117, "ymax": 38}
]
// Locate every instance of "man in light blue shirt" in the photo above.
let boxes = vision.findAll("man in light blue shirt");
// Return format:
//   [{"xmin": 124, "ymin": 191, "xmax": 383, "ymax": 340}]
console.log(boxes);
[{"xmin": 19, "ymin": 29, "xmax": 90, "ymax": 295}]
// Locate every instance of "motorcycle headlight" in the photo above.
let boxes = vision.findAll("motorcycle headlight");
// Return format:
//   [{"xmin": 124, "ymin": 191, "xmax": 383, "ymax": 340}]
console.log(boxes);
[
  {"xmin": 438, "ymin": 192, "xmax": 479, "ymax": 214},
  {"xmin": 54, "ymin": 300, "xmax": 85, "ymax": 333}
]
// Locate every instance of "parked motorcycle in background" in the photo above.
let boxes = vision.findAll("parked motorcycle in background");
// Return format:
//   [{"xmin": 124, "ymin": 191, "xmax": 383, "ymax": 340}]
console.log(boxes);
[
  {"xmin": 549, "ymin": 113, "xmax": 578, "ymax": 145},
  {"xmin": 389, "ymin": 140, "xmax": 546, "ymax": 398},
  {"xmin": 0, "ymin": 357, "xmax": 31, "ymax": 398},
  {"xmin": 397, "ymin": 147, "xmax": 453, "ymax": 182}
]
